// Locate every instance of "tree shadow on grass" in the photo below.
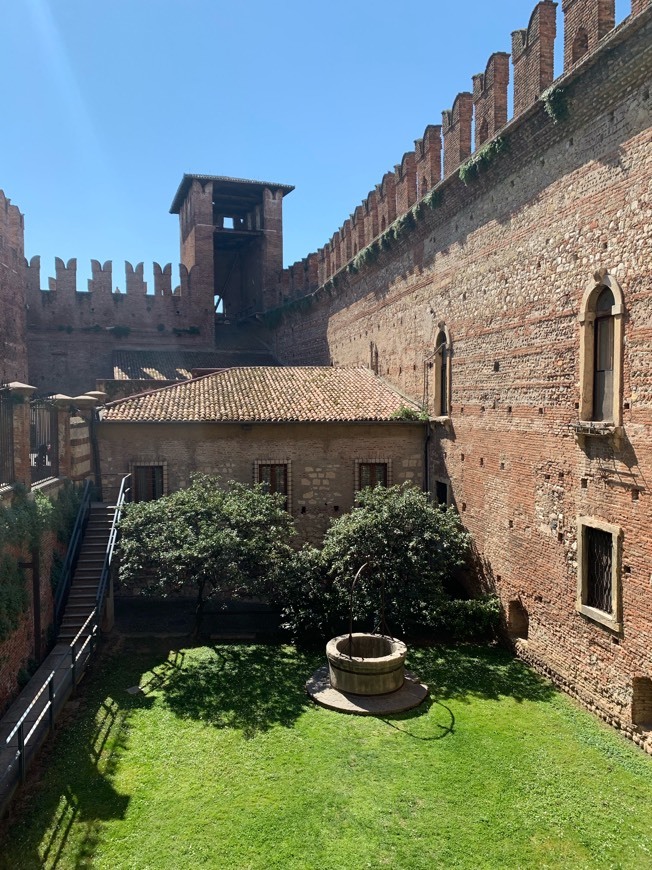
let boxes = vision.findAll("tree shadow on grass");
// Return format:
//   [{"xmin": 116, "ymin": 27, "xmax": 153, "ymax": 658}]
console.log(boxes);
[
  {"xmin": 157, "ymin": 644, "xmax": 322, "ymax": 738},
  {"xmin": 407, "ymin": 644, "xmax": 557, "ymax": 705},
  {"xmin": 0, "ymin": 640, "xmax": 159, "ymax": 870}
]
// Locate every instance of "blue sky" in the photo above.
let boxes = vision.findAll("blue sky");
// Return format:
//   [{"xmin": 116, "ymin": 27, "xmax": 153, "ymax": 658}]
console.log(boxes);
[{"xmin": 2, "ymin": 0, "xmax": 630, "ymax": 290}]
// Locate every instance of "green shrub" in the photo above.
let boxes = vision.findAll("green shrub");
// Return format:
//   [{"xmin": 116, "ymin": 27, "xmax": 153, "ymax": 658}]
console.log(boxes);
[
  {"xmin": 390, "ymin": 405, "xmax": 430, "ymax": 421},
  {"xmin": 0, "ymin": 557, "xmax": 29, "ymax": 642},
  {"xmin": 273, "ymin": 484, "xmax": 483, "ymax": 644},
  {"xmin": 428, "ymin": 596, "xmax": 501, "ymax": 641}
]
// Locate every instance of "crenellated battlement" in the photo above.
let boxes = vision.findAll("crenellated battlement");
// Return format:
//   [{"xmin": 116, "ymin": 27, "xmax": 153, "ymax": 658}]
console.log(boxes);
[
  {"xmin": 26, "ymin": 257, "xmax": 195, "ymax": 298},
  {"xmin": 24, "ymin": 256, "xmax": 213, "ymax": 337},
  {"xmin": 277, "ymin": 0, "xmax": 645, "ymax": 303},
  {"xmin": 512, "ymin": 2, "xmax": 558, "ymax": 116}
]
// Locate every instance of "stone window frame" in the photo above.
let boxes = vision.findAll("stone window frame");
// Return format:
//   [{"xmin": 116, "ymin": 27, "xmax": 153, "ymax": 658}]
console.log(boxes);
[
  {"xmin": 129, "ymin": 458, "xmax": 168, "ymax": 502},
  {"xmin": 578, "ymin": 271, "xmax": 625, "ymax": 427},
  {"xmin": 354, "ymin": 458, "xmax": 392, "ymax": 494},
  {"xmin": 253, "ymin": 458, "xmax": 292, "ymax": 512},
  {"xmin": 576, "ymin": 515, "xmax": 622, "ymax": 633}
]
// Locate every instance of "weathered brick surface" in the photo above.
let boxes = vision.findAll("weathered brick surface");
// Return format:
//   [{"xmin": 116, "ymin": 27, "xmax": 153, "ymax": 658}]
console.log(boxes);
[
  {"xmin": 512, "ymin": 2, "xmax": 558, "ymax": 117},
  {"xmin": 473, "ymin": 53, "xmax": 510, "ymax": 148},
  {"xmin": 562, "ymin": 0, "xmax": 615, "ymax": 69},
  {"xmin": 264, "ymin": 11, "xmax": 652, "ymax": 743},
  {"xmin": 632, "ymin": 0, "xmax": 652, "ymax": 14},
  {"xmin": 69, "ymin": 417, "xmax": 92, "ymax": 480},
  {"xmin": 442, "ymin": 92, "xmax": 474, "ymax": 179},
  {"xmin": 97, "ymin": 420, "xmax": 425, "ymax": 546},
  {"xmin": 0, "ymin": 192, "xmax": 28, "ymax": 384}
]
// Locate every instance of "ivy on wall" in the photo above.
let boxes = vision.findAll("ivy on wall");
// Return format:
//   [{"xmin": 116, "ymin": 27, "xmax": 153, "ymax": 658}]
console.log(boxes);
[
  {"xmin": 261, "ymin": 184, "xmax": 447, "ymax": 328},
  {"xmin": 542, "ymin": 86, "xmax": 569, "ymax": 124},
  {"xmin": 0, "ymin": 482, "xmax": 84, "ymax": 644},
  {"xmin": 459, "ymin": 137, "xmax": 508, "ymax": 185}
]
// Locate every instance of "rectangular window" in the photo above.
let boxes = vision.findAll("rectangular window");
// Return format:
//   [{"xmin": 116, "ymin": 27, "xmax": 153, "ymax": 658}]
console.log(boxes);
[
  {"xmin": 576, "ymin": 516, "xmax": 621, "ymax": 632},
  {"xmin": 133, "ymin": 465, "xmax": 164, "ymax": 502},
  {"xmin": 585, "ymin": 525, "xmax": 613, "ymax": 613},
  {"xmin": 258, "ymin": 463, "xmax": 288, "ymax": 496},
  {"xmin": 434, "ymin": 480, "xmax": 449, "ymax": 507},
  {"xmin": 358, "ymin": 462, "xmax": 388, "ymax": 489}
]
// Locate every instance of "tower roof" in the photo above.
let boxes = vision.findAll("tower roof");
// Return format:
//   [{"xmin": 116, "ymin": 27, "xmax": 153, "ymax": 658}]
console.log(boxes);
[{"xmin": 170, "ymin": 174, "xmax": 294, "ymax": 214}]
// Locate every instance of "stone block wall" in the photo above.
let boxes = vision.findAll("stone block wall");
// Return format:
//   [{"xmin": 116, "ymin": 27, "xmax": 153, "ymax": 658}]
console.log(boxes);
[{"xmin": 97, "ymin": 419, "xmax": 425, "ymax": 548}]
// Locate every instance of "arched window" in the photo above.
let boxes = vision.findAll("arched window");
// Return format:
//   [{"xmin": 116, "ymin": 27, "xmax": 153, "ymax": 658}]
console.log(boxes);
[
  {"xmin": 578, "ymin": 273, "xmax": 624, "ymax": 425},
  {"xmin": 433, "ymin": 327, "xmax": 451, "ymax": 417},
  {"xmin": 593, "ymin": 286, "xmax": 615, "ymax": 421}
]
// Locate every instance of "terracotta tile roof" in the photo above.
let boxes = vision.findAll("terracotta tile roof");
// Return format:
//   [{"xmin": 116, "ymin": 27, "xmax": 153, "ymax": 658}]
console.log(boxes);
[
  {"xmin": 101, "ymin": 367, "xmax": 422, "ymax": 423},
  {"xmin": 113, "ymin": 349, "xmax": 277, "ymax": 381}
]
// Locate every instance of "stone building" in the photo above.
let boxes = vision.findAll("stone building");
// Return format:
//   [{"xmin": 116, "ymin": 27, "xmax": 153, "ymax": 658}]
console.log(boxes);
[{"xmin": 97, "ymin": 366, "xmax": 426, "ymax": 544}]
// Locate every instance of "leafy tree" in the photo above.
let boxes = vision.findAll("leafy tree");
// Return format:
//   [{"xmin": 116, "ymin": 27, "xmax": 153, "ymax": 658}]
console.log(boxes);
[
  {"xmin": 273, "ymin": 483, "xmax": 476, "ymax": 643},
  {"xmin": 118, "ymin": 475, "xmax": 295, "ymax": 636}
]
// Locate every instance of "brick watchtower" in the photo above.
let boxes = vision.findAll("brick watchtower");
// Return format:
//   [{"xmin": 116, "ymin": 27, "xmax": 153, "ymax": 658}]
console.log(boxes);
[{"xmin": 170, "ymin": 174, "xmax": 294, "ymax": 320}]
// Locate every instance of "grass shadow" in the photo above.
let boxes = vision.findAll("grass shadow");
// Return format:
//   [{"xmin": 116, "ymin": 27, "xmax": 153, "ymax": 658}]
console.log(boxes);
[
  {"xmin": 407, "ymin": 644, "xmax": 556, "ymax": 704},
  {"xmin": 157, "ymin": 643, "xmax": 322, "ymax": 738}
]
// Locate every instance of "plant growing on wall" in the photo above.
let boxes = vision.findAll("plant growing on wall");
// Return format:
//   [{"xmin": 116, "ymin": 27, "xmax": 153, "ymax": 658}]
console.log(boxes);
[
  {"xmin": 459, "ymin": 137, "xmax": 508, "ymax": 185},
  {"xmin": 425, "ymin": 188, "xmax": 443, "ymax": 210},
  {"xmin": 542, "ymin": 86, "xmax": 569, "ymax": 124},
  {"xmin": 390, "ymin": 405, "xmax": 430, "ymax": 421},
  {"xmin": 0, "ymin": 482, "xmax": 84, "ymax": 644}
]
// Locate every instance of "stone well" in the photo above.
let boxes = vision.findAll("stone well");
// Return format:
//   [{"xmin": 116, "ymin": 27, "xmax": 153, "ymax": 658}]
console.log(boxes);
[{"xmin": 326, "ymin": 632, "xmax": 407, "ymax": 695}]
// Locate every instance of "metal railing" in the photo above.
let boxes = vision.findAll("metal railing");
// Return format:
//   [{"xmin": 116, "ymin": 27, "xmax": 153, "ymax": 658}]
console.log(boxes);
[
  {"xmin": 0, "ymin": 474, "xmax": 131, "ymax": 809},
  {"xmin": 30, "ymin": 398, "xmax": 59, "ymax": 484},
  {"xmin": 54, "ymin": 479, "xmax": 93, "ymax": 626},
  {"xmin": 4, "ymin": 672, "xmax": 56, "ymax": 785},
  {"xmin": 97, "ymin": 473, "xmax": 131, "ymax": 608}
]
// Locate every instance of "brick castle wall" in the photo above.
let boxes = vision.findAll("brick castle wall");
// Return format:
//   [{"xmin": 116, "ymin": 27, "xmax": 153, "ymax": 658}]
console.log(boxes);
[
  {"xmin": 262, "ymin": 5, "xmax": 652, "ymax": 740},
  {"xmin": 25, "ymin": 258, "xmax": 214, "ymax": 395},
  {"xmin": 0, "ymin": 192, "xmax": 28, "ymax": 384}
]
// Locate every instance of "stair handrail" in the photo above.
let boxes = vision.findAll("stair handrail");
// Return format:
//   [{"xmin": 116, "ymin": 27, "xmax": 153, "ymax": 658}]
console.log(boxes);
[
  {"xmin": 96, "ymin": 473, "xmax": 131, "ymax": 610},
  {"xmin": 54, "ymin": 479, "xmax": 93, "ymax": 626}
]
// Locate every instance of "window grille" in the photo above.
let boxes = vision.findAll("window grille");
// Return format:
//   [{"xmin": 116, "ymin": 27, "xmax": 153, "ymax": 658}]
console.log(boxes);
[
  {"xmin": 258, "ymin": 463, "xmax": 288, "ymax": 508},
  {"xmin": 585, "ymin": 525, "xmax": 613, "ymax": 614},
  {"xmin": 358, "ymin": 463, "xmax": 388, "ymax": 489},
  {"xmin": 133, "ymin": 465, "xmax": 164, "ymax": 502},
  {"xmin": 30, "ymin": 399, "xmax": 58, "ymax": 484}
]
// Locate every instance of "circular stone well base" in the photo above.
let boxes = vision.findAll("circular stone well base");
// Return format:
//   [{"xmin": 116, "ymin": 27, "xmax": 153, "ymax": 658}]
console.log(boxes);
[{"xmin": 306, "ymin": 665, "xmax": 428, "ymax": 715}]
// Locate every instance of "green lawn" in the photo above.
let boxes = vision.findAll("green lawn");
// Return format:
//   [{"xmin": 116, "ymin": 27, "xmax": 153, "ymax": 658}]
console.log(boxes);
[{"xmin": 2, "ymin": 640, "xmax": 652, "ymax": 870}]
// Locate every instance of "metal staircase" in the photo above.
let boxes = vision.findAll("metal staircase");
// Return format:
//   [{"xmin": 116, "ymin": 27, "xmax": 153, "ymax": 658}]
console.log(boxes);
[{"xmin": 57, "ymin": 503, "xmax": 114, "ymax": 644}]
